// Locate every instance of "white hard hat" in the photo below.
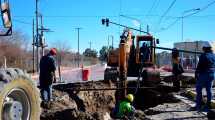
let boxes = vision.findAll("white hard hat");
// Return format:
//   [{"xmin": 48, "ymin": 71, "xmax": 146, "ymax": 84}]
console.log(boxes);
[{"xmin": 202, "ymin": 41, "xmax": 212, "ymax": 48}]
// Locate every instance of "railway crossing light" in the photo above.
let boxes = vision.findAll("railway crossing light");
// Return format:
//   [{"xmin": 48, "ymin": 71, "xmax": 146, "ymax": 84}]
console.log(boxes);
[
  {"xmin": 101, "ymin": 18, "xmax": 109, "ymax": 27},
  {"xmin": 1, "ymin": 2, "xmax": 11, "ymax": 28}
]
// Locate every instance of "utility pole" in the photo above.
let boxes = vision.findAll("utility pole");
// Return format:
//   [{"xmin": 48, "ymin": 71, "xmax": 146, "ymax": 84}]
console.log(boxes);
[
  {"xmin": 35, "ymin": 0, "xmax": 39, "ymax": 72},
  {"xmin": 108, "ymin": 35, "xmax": 114, "ymax": 49},
  {"xmin": 147, "ymin": 25, "xmax": 149, "ymax": 33},
  {"xmin": 89, "ymin": 41, "xmax": 92, "ymax": 50},
  {"xmin": 75, "ymin": 28, "xmax": 82, "ymax": 67},
  {"xmin": 108, "ymin": 36, "xmax": 109, "ymax": 49},
  {"xmin": 40, "ymin": 14, "xmax": 45, "ymax": 56},
  {"xmin": 32, "ymin": 19, "xmax": 35, "ymax": 73},
  {"xmin": 111, "ymin": 36, "xmax": 114, "ymax": 49}
]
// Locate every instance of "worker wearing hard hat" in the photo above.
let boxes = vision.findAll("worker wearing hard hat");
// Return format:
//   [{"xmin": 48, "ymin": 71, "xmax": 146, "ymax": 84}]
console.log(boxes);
[
  {"xmin": 39, "ymin": 48, "xmax": 57, "ymax": 108},
  {"xmin": 115, "ymin": 94, "xmax": 135, "ymax": 119},
  {"xmin": 194, "ymin": 41, "xmax": 215, "ymax": 111}
]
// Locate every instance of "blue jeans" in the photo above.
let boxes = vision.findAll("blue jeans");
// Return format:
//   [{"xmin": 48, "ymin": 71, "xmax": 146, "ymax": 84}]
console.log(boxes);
[
  {"xmin": 40, "ymin": 85, "xmax": 52, "ymax": 102},
  {"xmin": 196, "ymin": 72, "xmax": 215, "ymax": 108}
]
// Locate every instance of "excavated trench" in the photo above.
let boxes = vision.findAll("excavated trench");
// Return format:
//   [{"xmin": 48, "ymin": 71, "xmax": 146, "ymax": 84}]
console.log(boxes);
[
  {"xmin": 127, "ymin": 81, "xmax": 180, "ymax": 110},
  {"xmin": 40, "ymin": 80, "xmax": 181, "ymax": 120}
]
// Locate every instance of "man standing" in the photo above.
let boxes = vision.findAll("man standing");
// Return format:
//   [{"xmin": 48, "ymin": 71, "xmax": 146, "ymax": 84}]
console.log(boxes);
[
  {"xmin": 39, "ymin": 48, "xmax": 57, "ymax": 106},
  {"xmin": 194, "ymin": 42, "xmax": 215, "ymax": 111},
  {"xmin": 172, "ymin": 48, "xmax": 184, "ymax": 91},
  {"xmin": 140, "ymin": 42, "xmax": 151, "ymax": 63},
  {"xmin": 140, "ymin": 42, "xmax": 146, "ymax": 62}
]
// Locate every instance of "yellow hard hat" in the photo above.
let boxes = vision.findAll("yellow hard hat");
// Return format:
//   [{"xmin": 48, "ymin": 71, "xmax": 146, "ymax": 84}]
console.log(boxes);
[{"xmin": 126, "ymin": 94, "xmax": 134, "ymax": 102}]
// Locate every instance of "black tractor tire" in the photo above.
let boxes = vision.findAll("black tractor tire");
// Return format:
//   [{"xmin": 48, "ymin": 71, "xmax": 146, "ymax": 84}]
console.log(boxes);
[{"xmin": 0, "ymin": 68, "xmax": 41, "ymax": 120}]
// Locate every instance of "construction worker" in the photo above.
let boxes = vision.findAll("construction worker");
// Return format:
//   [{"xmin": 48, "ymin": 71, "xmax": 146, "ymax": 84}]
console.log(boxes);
[
  {"xmin": 172, "ymin": 48, "xmax": 184, "ymax": 91},
  {"xmin": 140, "ymin": 42, "xmax": 146, "ymax": 62},
  {"xmin": 39, "ymin": 48, "xmax": 57, "ymax": 107},
  {"xmin": 194, "ymin": 42, "xmax": 215, "ymax": 111},
  {"xmin": 111, "ymin": 94, "xmax": 135, "ymax": 119},
  {"xmin": 140, "ymin": 42, "xmax": 151, "ymax": 63}
]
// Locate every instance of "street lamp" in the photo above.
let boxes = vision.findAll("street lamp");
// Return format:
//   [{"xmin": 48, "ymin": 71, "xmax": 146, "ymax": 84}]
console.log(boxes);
[
  {"xmin": 181, "ymin": 8, "xmax": 200, "ymax": 68},
  {"xmin": 120, "ymin": 15, "xmax": 142, "ymax": 34}
]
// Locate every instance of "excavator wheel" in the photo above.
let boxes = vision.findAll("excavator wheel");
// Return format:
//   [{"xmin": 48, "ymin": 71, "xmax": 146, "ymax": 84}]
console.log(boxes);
[{"xmin": 0, "ymin": 68, "xmax": 41, "ymax": 120}]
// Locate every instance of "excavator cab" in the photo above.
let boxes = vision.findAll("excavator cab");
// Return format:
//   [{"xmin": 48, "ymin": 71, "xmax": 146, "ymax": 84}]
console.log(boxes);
[{"xmin": 136, "ymin": 35, "xmax": 156, "ymax": 66}]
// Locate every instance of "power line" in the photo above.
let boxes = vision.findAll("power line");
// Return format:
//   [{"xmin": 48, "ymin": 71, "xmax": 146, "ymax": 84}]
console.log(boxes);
[
  {"xmin": 155, "ymin": 18, "xmax": 180, "ymax": 33},
  {"xmin": 13, "ymin": 19, "xmax": 43, "ymax": 28},
  {"xmin": 13, "ymin": 19, "xmax": 32, "ymax": 25},
  {"xmin": 13, "ymin": 14, "xmax": 215, "ymax": 19},
  {"xmin": 156, "ymin": 0, "xmax": 215, "ymax": 33},
  {"xmin": 145, "ymin": 0, "xmax": 160, "ymax": 23},
  {"xmin": 147, "ymin": 0, "xmax": 158, "ymax": 15},
  {"xmin": 184, "ymin": 0, "xmax": 215, "ymax": 18},
  {"xmin": 156, "ymin": 0, "xmax": 177, "ymax": 28}
]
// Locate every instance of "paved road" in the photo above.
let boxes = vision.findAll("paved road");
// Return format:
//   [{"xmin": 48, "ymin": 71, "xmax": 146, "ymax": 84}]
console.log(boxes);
[
  {"xmin": 59, "ymin": 64, "xmax": 105, "ymax": 83},
  {"xmin": 32, "ymin": 64, "xmax": 195, "ymax": 85}
]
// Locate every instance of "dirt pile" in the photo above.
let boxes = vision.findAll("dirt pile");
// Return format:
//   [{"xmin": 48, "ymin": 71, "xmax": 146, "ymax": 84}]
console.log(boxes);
[
  {"xmin": 40, "ymin": 80, "xmax": 185, "ymax": 120},
  {"xmin": 76, "ymin": 81, "xmax": 115, "ymax": 113},
  {"xmin": 40, "ymin": 81, "xmax": 116, "ymax": 120}
]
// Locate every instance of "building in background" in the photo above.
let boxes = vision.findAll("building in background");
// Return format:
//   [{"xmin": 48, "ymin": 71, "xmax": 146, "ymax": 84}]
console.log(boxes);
[{"xmin": 174, "ymin": 41, "xmax": 215, "ymax": 69}]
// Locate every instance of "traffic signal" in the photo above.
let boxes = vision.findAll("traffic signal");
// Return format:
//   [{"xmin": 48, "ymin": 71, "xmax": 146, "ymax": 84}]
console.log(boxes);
[
  {"xmin": 102, "ymin": 19, "xmax": 105, "ymax": 25},
  {"xmin": 1, "ymin": 2, "xmax": 12, "ymax": 28},
  {"xmin": 101, "ymin": 18, "xmax": 109, "ymax": 27},
  {"xmin": 106, "ymin": 18, "xmax": 109, "ymax": 26}
]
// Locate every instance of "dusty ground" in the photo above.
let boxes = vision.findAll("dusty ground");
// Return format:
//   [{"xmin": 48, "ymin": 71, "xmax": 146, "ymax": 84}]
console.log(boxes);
[
  {"xmin": 144, "ymin": 101, "xmax": 207, "ymax": 120},
  {"xmin": 40, "ymin": 79, "xmax": 208, "ymax": 120},
  {"xmin": 40, "ymin": 81, "xmax": 116, "ymax": 120}
]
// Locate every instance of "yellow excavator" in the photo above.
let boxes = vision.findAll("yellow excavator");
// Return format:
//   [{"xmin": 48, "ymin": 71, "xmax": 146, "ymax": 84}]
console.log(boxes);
[
  {"xmin": 104, "ymin": 27, "xmax": 161, "ymax": 100},
  {"xmin": 0, "ymin": 1, "xmax": 41, "ymax": 120}
]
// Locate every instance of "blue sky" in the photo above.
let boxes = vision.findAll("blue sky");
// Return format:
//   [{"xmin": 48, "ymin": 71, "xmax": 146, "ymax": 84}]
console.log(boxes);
[{"xmin": 7, "ymin": 0, "xmax": 215, "ymax": 53}]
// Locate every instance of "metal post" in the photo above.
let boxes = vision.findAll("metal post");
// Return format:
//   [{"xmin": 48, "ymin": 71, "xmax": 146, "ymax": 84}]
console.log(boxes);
[
  {"xmin": 108, "ymin": 36, "xmax": 109, "ymax": 49},
  {"xmin": 35, "ymin": 0, "xmax": 39, "ymax": 72},
  {"xmin": 89, "ymin": 41, "xmax": 92, "ymax": 50},
  {"xmin": 75, "ymin": 28, "xmax": 81, "ymax": 67},
  {"xmin": 181, "ymin": 16, "xmax": 184, "ymax": 42},
  {"xmin": 139, "ymin": 24, "xmax": 141, "ymax": 34},
  {"xmin": 32, "ymin": 19, "xmax": 35, "ymax": 73},
  {"xmin": 40, "ymin": 15, "xmax": 44, "ymax": 56},
  {"xmin": 111, "ymin": 35, "xmax": 114, "ymax": 49},
  {"xmin": 147, "ymin": 25, "xmax": 149, "ymax": 34}
]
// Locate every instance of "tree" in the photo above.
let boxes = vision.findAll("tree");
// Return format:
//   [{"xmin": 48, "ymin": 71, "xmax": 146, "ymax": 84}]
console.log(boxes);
[
  {"xmin": 83, "ymin": 48, "xmax": 97, "ymax": 58},
  {"xmin": 0, "ymin": 30, "xmax": 32, "ymax": 70},
  {"xmin": 51, "ymin": 40, "xmax": 75, "ymax": 67},
  {"xmin": 99, "ymin": 46, "xmax": 109, "ymax": 61}
]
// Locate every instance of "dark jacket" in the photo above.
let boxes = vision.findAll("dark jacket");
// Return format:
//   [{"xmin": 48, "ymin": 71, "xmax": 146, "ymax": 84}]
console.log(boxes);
[
  {"xmin": 196, "ymin": 52, "xmax": 215, "ymax": 74},
  {"xmin": 172, "ymin": 63, "xmax": 184, "ymax": 75},
  {"xmin": 39, "ymin": 53, "xmax": 56, "ymax": 87},
  {"xmin": 140, "ymin": 45, "xmax": 150, "ymax": 62}
]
